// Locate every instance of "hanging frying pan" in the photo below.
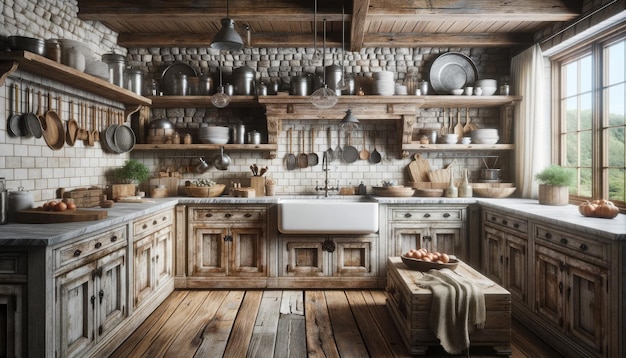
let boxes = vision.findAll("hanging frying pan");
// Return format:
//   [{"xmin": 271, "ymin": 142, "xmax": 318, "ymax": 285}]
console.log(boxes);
[
  {"xmin": 7, "ymin": 83, "xmax": 22, "ymax": 137},
  {"xmin": 26, "ymin": 90, "xmax": 43, "ymax": 139},
  {"xmin": 369, "ymin": 131, "xmax": 381, "ymax": 164},
  {"xmin": 43, "ymin": 94, "xmax": 65, "ymax": 150},
  {"xmin": 113, "ymin": 112, "xmax": 136, "ymax": 153},
  {"xmin": 66, "ymin": 100, "xmax": 78, "ymax": 146},
  {"xmin": 342, "ymin": 131, "xmax": 359, "ymax": 163},
  {"xmin": 21, "ymin": 87, "xmax": 39, "ymax": 138},
  {"xmin": 99, "ymin": 108, "xmax": 115, "ymax": 153},
  {"xmin": 104, "ymin": 109, "xmax": 121, "ymax": 153},
  {"xmin": 308, "ymin": 127, "xmax": 319, "ymax": 166}
]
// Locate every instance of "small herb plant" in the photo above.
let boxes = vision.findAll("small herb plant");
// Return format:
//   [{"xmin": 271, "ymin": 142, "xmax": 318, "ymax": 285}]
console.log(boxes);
[
  {"xmin": 114, "ymin": 159, "xmax": 151, "ymax": 184},
  {"xmin": 535, "ymin": 165, "xmax": 575, "ymax": 186}
]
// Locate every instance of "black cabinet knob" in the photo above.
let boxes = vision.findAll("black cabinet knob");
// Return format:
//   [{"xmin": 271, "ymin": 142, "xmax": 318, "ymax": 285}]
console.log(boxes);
[
  {"xmin": 443, "ymin": 213, "xmax": 450, "ymax": 218},
  {"xmin": 95, "ymin": 242, "xmax": 102, "ymax": 249},
  {"xmin": 404, "ymin": 213, "xmax": 412, "ymax": 218}
]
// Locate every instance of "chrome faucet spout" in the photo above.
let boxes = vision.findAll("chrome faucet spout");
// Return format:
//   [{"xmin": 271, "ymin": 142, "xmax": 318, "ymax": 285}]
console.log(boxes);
[{"xmin": 317, "ymin": 151, "xmax": 337, "ymax": 197}]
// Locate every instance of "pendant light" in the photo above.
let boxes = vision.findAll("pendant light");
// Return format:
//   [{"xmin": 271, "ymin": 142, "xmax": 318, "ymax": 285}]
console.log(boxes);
[
  {"xmin": 210, "ymin": 0, "xmax": 244, "ymax": 51},
  {"xmin": 310, "ymin": 19, "xmax": 338, "ymax": 109},
  {"xmin": 211, "ymin": 59, "xmax": 230, "ymax": 108},
  {"xmin": 340, "ymin": 109, "xmax": 359, "ymax": 132}
]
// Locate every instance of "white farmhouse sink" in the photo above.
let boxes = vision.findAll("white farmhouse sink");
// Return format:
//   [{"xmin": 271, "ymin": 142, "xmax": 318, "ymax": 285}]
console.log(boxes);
[{"xmin": 278, "ymin": 197, "xmax": 379, "ymax": 234}]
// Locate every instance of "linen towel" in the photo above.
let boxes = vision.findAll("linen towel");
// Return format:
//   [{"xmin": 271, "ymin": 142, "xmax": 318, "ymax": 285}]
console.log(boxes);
[{"xmin": 417, "ymin": 268, "xmax": 492, "ymax": 355}]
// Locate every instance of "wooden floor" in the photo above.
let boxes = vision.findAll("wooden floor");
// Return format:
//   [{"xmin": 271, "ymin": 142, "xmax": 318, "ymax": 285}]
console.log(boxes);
[{"xmin": 111, "ymin": 290, "xmax": 563, "ymax": 358}]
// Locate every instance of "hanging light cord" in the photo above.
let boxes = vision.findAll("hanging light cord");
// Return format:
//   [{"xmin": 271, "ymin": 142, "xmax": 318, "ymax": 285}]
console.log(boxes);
[
  {"xmin": 226, "ymin": 0, "xmax": 230, "ymax": 18},
  {"xmin": 314, "ymin": 0, "xmax": 318, "ymax": 57},
  {"xmin": 322, "ymin": 18, "xmax": 327, "ymax": 82}
]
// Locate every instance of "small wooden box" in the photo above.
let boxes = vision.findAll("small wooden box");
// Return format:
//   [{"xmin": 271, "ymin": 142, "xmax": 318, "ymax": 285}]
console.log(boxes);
[
  {"xmin": 386, "ymin": 257, "xmax": 511, "ymax": 355},
  {"xmin": 63, "ymin": 188, "xmax": 104, "ymax": 208}
]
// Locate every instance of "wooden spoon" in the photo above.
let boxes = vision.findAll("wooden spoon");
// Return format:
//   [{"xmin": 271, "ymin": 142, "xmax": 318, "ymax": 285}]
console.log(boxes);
[
  {"xmin": 359, "ymin": 130, "xmax": 370, "ymax": 160},
  {"xmin": 463, "ymin": 107, "xmax": 471, "ymax": 134},
  {"xmin": 66, "ymin": 100, "xmax": 78, "ymax": 145},
  {"xmin": 91, "ymin": 104, "xmax": 99, "ymax": 142},
  {"xmin": 454, "ymin": 108, "xmax": 464, "ymax": 142}
]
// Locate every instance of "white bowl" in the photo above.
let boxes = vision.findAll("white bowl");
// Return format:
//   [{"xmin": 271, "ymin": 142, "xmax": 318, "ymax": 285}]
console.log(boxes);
[
  {"xmin": 473, "ymin": 137, "xmax": 499, "ymax": 144},
  {"xmin": 199, "ymin": 136, "xmax": 229, "ymax": 144},
  {"xmin": 471, "ymin": 129, "xmax": 498, "ymax": 137},
  {"xmin": 476, "ymin": 79, "xmax": 497, "ymax": 87},
  {"xmin": 480, "ymin": 86, "xmax": 497, "ymax": 96},
  {"xmin": 451, "ymin": 89, "xmax": 464, "ymax": 95}
]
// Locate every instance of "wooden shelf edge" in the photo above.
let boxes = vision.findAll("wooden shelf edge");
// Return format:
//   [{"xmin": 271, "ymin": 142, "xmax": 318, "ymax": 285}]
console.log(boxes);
[
  {"xmin": 0, "ymin": 51, "xmax": 151, "ymax": 107},
  {"xmin": 402, "ymin": 143, "xmax": 515, "ymax": 151},
  {"xmin": 148, "ymin": 95, "xmax": 259, "ymax": 108},
  {"xmin": 133, "ymin": 143, "xmax": 278, "ymax": 151}
]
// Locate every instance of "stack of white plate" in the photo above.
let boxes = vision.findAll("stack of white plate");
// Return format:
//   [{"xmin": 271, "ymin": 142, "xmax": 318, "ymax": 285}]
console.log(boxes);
[
  {"xmin": 441, "ymin": 133, "xmax": 459, "ymax": 144},
  {"xmin": 199, "ymin": 126, "xmax": 230, "ymax": 144},
  {"xmin": 84, "ymin": 61, "xmax": 109, "ymax": 80},
  {"xmin": 470, "ymin": 128, "xmax": 499, "ymax": 144},
  {"xmin": 373, "ymin": 71, "xmax": 395, "ymax": 95}
]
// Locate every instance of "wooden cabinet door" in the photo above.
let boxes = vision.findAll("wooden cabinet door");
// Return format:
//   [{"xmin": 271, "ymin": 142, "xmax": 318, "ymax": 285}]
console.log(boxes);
[
  {"xmin": 389, "ymin": 224, "xmax": 429, "ymax": 255},
  {"xmin": 565, "ymin": 257, "xmax": 608, "ymax": 355},
  {"xmin": 0, "ymin": 285, "xmax": 25, "ymax": 358},
  {"xmin": 188, "ymin": 225, "xmax": 228, "ymax": 277},
  {"xmin": 56, "ymin": 261, "xmax": 96, "ymax": 358},
  {"xmin": 535, "ymin": 245, "xmax": 564, "ymax": 329},
  {"xmin": 333, "ymin": 236, "xmax": 377, "ymax": 277},
  {"xmin": 482, "ymin": 225, "xmax": 504, "ymax": 284},
  {"xmin": 504, "ymin": 234, "xmax": 528, "ymax": 304},
  {"xmin": 429, "ymin": 225, "xmax": 462, "ymax": 255},
  {"xmin": 133, "ymin": 234, "xmax": 155, "ymax": 308},
  {"xmin": 96, "ymin": 248, "xmax": 127, "ymax": 340},
  {"xmin": 154, "ymin": 226, "xmax": 173, "ymax": 288},
  {"xmin": 230, "ymin": 226, "xmax": 267, "ymax": 276},
  {"xmin": 281, "ymin": 238, "xmax": 327, "ymax": 276}
]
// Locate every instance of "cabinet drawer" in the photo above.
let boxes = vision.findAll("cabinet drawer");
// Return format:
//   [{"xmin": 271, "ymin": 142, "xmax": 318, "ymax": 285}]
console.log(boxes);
[
  {"xmin": 54, "ymin": 226, "xmax": 127, "ymax": 270},
  {"xmin": 0, "ymin": 252, "xmax": 27, "ymax": 280},
  {"xmin": 134, "ymin": 209, "xmax": 173, "ymax": 237},
  {"xmin": 190, "ymin": 207, "xmax": 267, "ymax": 222},
  {"xmin": 390, "ymin": 207, "xmax": 463, "ymax": 222},
  {"xmin": 483, "ymin": 210, "xmax": 528, "ymax": 234},
  {"xmin": 534, "ymin": 224, "xmax": 608, "ymax": 262}
]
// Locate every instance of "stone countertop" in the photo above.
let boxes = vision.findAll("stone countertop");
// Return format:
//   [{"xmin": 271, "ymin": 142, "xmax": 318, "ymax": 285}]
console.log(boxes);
[
  {"xmin": 0, "ymin": 199, "xmax": 178, "ymax": 246},
  {"xmin": 0, "ymin": 196, "xmax": 624, "ymax": 246}
]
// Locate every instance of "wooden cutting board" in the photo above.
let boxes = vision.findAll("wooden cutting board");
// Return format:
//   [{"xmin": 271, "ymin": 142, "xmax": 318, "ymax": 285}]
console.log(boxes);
[
  {"xmin": 407, "ymin": 153, "xmax": 431, "ymax": 182},
  {"xmin": 16, "ymin": 208, "xmax": 108, "ymax": 224}
]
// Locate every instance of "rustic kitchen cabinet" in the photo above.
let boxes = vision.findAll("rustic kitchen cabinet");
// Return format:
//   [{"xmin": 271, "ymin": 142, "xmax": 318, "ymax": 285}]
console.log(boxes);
[
  {"xmin": 0, "ymin": 252, "xmax": 27, "ymax": 358},
  {"xmin": 482, "ymin": 210, "xmax": 529, "ymax": 305},
  {"xmin": 185, "ymin": 205, "xmax": 269, "ymax": 288},
  {"xmin": 386, "ymin": 205, "xmax": 467, "ymax": 260},
  {"xmin": 132, "ymin": 208, "xmax": 174, "ymax": 310},
  {"xmin": 53, "ymin": 225, "xmax": 127, "ymax": 358},
  {"xmin": 279, "ymin": 234, "xmax": 378, "ymax": 279},
  {"xmin": 533, "ymin": 224, "xmax": 609, "ymax": 357}
]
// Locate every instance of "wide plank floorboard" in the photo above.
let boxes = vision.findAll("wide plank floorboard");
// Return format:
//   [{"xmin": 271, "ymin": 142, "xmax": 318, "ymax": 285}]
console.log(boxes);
[{"xmin": 112, "ymin": 290, "xmax": 564, "ymax": 358}]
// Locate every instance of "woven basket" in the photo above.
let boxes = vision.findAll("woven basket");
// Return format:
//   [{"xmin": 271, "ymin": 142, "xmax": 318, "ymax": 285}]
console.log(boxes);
[{"xmin": 186, "ymin": 184, "xmax": 226, "ymax": 197}]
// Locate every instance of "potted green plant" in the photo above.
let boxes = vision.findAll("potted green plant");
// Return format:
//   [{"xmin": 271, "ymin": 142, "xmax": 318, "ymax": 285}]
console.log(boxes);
[
  {"xmin": 535, "ymin": 165, "xmax": 575, "ymax": 205},
  {"xmin": 113, "ymin": 159, "xmax": 151, "ymax": 184}
]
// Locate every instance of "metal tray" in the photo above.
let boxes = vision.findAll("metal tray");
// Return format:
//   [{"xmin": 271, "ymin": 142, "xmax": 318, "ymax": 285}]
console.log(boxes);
[
  {"xmin": 160, "ymin": 62, "xmax": 198, "ymax": 95},
  {"xmin": 429, "ymin": 52, "xmax": 478, "ymax": 94}
]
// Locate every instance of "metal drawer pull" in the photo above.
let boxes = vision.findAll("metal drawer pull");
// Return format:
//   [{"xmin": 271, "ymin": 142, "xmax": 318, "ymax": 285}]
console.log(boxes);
[
  {"xmin": 162, "ymin": 216, "xmax": 167, "ymax": 221},
  {"xmin": 443, "ymin": 213, "xmax": 450, "ymax": 218},
  {"xmin": 491, "ymin": 216, "xmax": 496, "ymax": 221},
  {"xmin": 513, "ymin": 223, "xmax": 519, "ymax": 228},
  {"xmin": 423, "ymin": 213, "xmax": 430, "ymax": 218},
  {"xmin": 111, "ymin": 236, "xmax": 118, "ymax": 242},
  {"xmin": 502, "ymin": 220, "xmax": 508, "ymax": 225},
  {"xmin": 404, "ymin": 213, "xmax": 412, "ymax": 218},
  {"xmin": 579, "ymin": 243, "xmax": 588, "ymax": 251},
  {"xmin": 205, "ymin": 213, "xmax": 213, "ymax": 217},
  {"xmin": 73, "ymin": 249, "xmax": 82, "ymax": 257},
  {"xmin": 560, "ymin": 238, "xmax": 568, "ymax": 244},
  {"xmin": 244, "ymin": 213, "xmax": 252, "ymax": 218},
  {"xmin": 152, "ymin": 220, "xmax": 158, "ymax": 225},
  {"xmin": 545, "ymin": 232, "xmax": 552, "ymax": 239},
  {"xmin": 225, "ymin": 213, "xmax": 232, "ymax": 218},
  {"xmin": 142, "ymin": 224, "xmax": 148, "ymax": 229},
  {"xmin": 95, "ymin": 242, "xmax": 102, "ymax": 249}
]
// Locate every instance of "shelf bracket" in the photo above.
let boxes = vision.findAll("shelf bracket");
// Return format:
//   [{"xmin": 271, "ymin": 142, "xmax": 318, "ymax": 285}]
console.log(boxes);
[{"xmin": 0, "ymin": 61, "xmax": 19, "ymax": 86}]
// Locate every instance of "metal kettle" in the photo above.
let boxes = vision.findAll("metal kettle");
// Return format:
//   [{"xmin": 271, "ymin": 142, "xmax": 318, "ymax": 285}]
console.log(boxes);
[{"xmin": 232, "ymin": 66, "xmax": 256, "ymax": 95}]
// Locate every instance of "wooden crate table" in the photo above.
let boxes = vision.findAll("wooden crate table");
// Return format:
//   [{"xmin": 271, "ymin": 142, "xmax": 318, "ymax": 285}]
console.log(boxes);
[{"xmin": 386, "ymin": 256, "xmax": 511, "ymax": 355}]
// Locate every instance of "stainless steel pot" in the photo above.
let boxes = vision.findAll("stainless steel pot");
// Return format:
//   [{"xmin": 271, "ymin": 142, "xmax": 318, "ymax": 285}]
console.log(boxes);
[
  {"xmin": 102, "ymin": 52, "xmax": 127, "ymax": 87},
  {"xmin": 195, "ymin": 157, "xmax": 210, "ymax": 173},
  {"xmin": 232, "ymin": 66, "xmax": 256, "ymax": 95},
  {"xmin": 480, "ymin": 169, "xmax": 500, "ymax": 180}
]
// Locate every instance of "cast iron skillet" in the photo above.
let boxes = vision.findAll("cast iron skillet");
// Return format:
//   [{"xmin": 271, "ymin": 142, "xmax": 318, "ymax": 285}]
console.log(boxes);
[
  {"xmin": 7, "ymin": 83, "xmax": 23, "ymax": 137},
  {"xmin": 342, "ymin": 131, "xmax": 359, "ymax": 163}
]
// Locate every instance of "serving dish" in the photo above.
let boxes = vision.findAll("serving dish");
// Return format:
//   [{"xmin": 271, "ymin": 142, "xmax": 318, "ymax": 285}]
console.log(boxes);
[
  {"xmin": 473, "ymin": 187, "xmax": 516, "ymax": 198},
  {"xmin": 371, "ymin": 186, "xmax": 415, "ymax": 197},
  {"xmin": 161, "ymin": 62, "xmax": 198, "ymax": 95},
  {"xmin": 401, "ymin": 255, "xmax": 459, "ymax": 271},
  {"xmin": 429, "ymin": 52, "xmax": 478, "ymax": 94}
]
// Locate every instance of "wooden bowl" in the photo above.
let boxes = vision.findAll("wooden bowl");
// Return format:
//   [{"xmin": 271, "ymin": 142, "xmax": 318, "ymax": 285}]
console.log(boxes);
[
  {"xmin": 401, "ymin": 255, "xmax": 459, "ymax": 271},
  {"xmin": 473, "ymin": 187, "xmax": 516, "ymax": 198},
  {"xmin": 414, "ymin": 188, "xmax": 444, "ymax": 197},
  {"xmin": 371, "ymin": 186, "xmax": 415, "ymax": 197},
  {"xmin": 186, "ymin": 184, "xmax": 226, "ymax": 197}
]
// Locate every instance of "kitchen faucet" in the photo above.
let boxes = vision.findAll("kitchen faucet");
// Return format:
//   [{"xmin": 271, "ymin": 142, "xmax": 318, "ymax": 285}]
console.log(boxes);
[{"xmin": 315, "ymin": 151, "xmax": 338, "ymax": 197}]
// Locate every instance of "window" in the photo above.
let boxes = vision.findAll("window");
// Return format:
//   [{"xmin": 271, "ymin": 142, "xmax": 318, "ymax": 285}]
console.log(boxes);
[{"xmin": 554, "ymin": 29, "xmax": 626, "ymax": 209}]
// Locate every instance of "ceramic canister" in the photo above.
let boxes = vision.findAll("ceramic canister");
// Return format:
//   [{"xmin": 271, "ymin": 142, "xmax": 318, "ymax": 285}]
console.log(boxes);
[{"xmin": 8, "ymin": 188, "xmax": 34, "ymax": 223}]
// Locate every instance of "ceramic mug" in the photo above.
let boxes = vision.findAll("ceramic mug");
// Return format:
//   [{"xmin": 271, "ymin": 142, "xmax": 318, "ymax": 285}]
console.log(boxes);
[{"xmin": 464, "ymin": 86, "xmax": 473, "ymax": 95}]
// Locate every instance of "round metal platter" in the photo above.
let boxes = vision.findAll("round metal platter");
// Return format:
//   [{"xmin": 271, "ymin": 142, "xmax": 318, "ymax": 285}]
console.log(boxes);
[
  {"xmin": 429, "ymin": 52, "xmax": 478, "ymax": 94},
  {"xmin": 113, "ymin": 124, "xmax": 136, "ymax": 153}
]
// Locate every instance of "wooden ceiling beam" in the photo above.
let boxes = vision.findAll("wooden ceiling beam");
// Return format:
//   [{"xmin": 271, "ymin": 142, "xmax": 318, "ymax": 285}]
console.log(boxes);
[
  {"xmin": 363, "ymin": 32, "xmax": 533, "ymax": 48},
  {"xmin": 350, "ymin": 0, "xmax": 370, "ymax": 51}
]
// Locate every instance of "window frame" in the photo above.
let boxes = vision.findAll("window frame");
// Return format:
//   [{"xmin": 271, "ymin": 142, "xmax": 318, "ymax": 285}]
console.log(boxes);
[{"xmin": 550, "ymin": 23, "xmax": 626, "ymax": 211}]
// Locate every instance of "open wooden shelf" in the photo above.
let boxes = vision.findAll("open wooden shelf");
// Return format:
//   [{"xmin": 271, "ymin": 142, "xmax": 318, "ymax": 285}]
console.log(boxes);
[
  {"xmin": 133, "ymin": 143, "xmax": 277, "ymax": 151},
  {"xmin": 0, "ymin": 51, "xmax": 151, "ymax": 111},
  {"xmin": 148, "ymin": 95, "xmax": 259, "ymax": 108},
  {"xmin": 402, "ymin": 143, "xmax": 515, "ymax": 151}
]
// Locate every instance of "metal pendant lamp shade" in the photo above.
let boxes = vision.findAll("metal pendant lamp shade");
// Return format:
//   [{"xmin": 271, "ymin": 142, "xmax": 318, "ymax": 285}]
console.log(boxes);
[
  {"xmin": 210, "ymin": 1, "xmax": 244, "ymax": 51},
  {"xmin": 340, "ymin": 109, "xmax": 359, "ymax": 132}
]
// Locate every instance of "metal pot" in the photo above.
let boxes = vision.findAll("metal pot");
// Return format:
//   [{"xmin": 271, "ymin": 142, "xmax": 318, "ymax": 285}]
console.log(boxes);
[
  {"xmin": 195, "ymin": 157, "xmax": 210, "ymax": 173},
  {"xmin": 232, "ymin": 66, "xmax": 256, "ymax": 95},
  {"xmin": 213, "ymin": 147, "xmax": 231, "ymax": 171},
  {"xmin": 480, "ymin": 169, "xmax": 500, "ymax": 180},
  {"xmin": 8, "ymin": 36, "xmax": 45, "ymax": 55},
  {"xmin": 102, "ymin": 52, "xmax": 127, "ymax": 87},
  {"xmin": 325, "ymin": 64, "xmax": 343, "ymax": 94}
]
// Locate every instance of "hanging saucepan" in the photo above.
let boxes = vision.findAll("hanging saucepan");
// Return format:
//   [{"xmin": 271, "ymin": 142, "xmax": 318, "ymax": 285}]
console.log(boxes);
[
  {"xmin": 7, "ymin": 83, "xmax": 23, "ymax": 137},
  {"xmin": 20, "ymin": 87, "xmax": 39, "ymax": 139},
  {"xmin": 342, "ymin": 131, "xmax": 359, "ymax": 163},
  {"xmin": 113, "ymin": 112, "xmax": 136, "ymax": 153},
  {"xmin": 43, "ymin": 93, "xmax": 65, "ymax": 150},
  {"xmin": 213, "ymin": 146, "xmax": 231, "ymax": 171}
]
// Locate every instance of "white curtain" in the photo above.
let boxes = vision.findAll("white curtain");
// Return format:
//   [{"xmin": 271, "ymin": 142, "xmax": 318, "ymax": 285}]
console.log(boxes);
[{"xmin": 511, "ymin": 44, "xmax": 549, "ymax": 199}]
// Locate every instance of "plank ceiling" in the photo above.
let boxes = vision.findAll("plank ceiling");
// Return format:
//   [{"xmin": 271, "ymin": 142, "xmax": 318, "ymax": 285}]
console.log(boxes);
[{"xmin": 77, "ymin": 0, "xmax": 583, "ymax": 50}]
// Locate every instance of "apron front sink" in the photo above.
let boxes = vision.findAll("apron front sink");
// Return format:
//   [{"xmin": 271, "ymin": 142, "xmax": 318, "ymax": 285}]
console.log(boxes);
[{"xmin": 278, "ymin": 198, "xmax": 379, "ymax": 234}]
